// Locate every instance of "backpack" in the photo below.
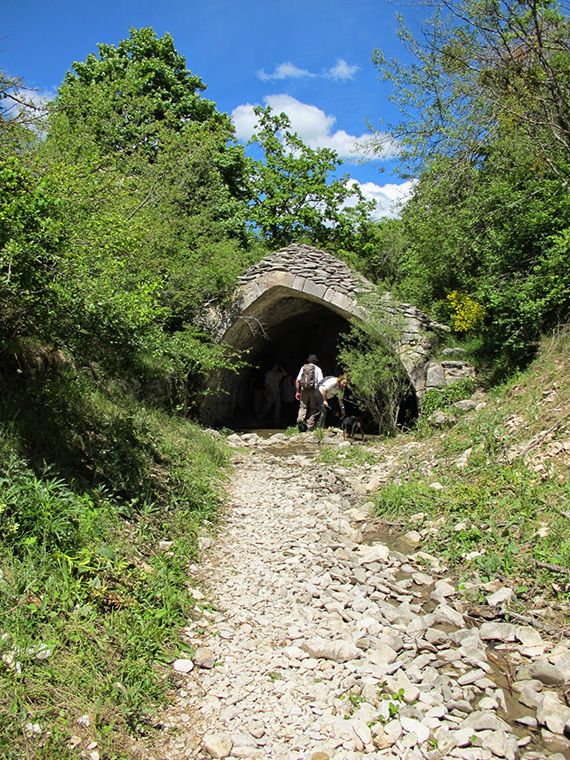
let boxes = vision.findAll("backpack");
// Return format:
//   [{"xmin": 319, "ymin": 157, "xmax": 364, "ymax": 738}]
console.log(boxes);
[{"xmin": 299, "ymin": 363, "xmax": 316, "ymax": 391}]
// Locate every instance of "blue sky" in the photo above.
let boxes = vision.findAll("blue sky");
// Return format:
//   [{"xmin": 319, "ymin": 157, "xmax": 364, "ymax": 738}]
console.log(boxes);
[{"xmin": 2, "ymin": 0, "xmax": 427, "ymax": 217}]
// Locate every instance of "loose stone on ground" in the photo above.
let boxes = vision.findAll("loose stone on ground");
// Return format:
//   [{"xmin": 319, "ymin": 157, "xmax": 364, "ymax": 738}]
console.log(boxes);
[{"xmin": 152, "ymin": 433, "xmax": 570, "ymax": 759}]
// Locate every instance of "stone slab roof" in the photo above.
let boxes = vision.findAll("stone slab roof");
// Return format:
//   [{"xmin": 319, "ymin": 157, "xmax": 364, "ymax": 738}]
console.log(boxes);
[{"xmin": 238, "ymin": 243, "xmax": 368, "ymax": 299}]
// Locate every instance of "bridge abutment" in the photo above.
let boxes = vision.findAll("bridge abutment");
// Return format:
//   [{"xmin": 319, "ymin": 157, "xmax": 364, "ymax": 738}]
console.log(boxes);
[{"xmin": 201, "ymin": 244, "xmax": 450, "ymax": 428}]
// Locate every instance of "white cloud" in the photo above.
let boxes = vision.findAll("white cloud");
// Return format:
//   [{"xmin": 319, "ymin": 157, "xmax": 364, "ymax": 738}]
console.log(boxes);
[
  {"xmin": 257, "ymin": 62, "xmax": 316, "ymax": 82},
  {"xmin": 231, "ymin": 103, "xmax": 260, "ymax": 142},
  {"xmin": 347, "ymin": 178, "xmax": 418, "ymax": 219},
  {"xmin": 232, "ymin": 94, "xmax": 398, "ymax": 161},
  {"xmin": 256, "ymin": 58, "xmax": 359, "ymax": 82},
  {"xmin": 326, "ymin": 58, "xmax": 359, "ymax": 81},
  {"xmin": 22, "ymin": 87, "xmax": 57, "ymax": 110},
  {"xmin": 1, "ymin": 86, "xmax": 56, "ymax": 125}
]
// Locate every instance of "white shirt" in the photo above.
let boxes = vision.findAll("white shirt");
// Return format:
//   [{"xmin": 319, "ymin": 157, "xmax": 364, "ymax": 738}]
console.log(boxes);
[
  {"xmin": 296, "ymin": 363, "xmax": 323, "ymax": 385},
  {"xmin": 320, "ymin": 376, "xmax": 344, "ymax": 398}
]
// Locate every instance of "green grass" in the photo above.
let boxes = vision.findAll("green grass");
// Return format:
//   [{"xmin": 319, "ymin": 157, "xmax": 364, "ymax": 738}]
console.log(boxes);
[
  {"xmin": 375, "ymin": 464, "xmax": 569, "ymax": 587},
  {"xmin": 0, "ymin": 379, "xmax": 229, "ymax": 757},
  {"xmin": 319, "ymin": 444, "xmax": 381, "ymax": 468},
  {"xmin": 373, "ymin": 328, "xmax": 570, "ymax": 613}
]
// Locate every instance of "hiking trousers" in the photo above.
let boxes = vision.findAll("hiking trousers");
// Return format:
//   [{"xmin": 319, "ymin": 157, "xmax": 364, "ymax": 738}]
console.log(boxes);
[{"xmin": 297, "ymin": 388, "xmax": 322, "ymax": 430}]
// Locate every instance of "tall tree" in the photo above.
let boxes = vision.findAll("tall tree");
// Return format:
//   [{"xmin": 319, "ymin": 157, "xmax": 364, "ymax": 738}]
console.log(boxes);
[
  {"xmin": 1, "ymin": 72, "xmax": 49, "ymax": 159},
  {"xmin": 41, "ymin": 27, "xmax": 252, "ymax": 323},
  {"xmin": 2, "ymin": 30, "xmax": 253, "ymax": 390},
  {"xmin": 370, "ymin": 0, "xmax": 570, "ymax": 376},
  {"xmin": 372, "ymin": 0, "xmax": 570, "ymax": 178},
  {"xmin": 50, "ymin": 27, "xmax": 222, "ymax": 158},
  {"xmin": 247, "ymin": 106, "xmax": 373, "ymax": 248}
]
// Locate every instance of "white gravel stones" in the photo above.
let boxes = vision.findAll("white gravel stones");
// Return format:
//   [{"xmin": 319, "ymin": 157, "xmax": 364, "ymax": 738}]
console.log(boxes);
[
  {"xmin": 431, "ymin": 579, "xmax": 456, "ymax": 602},
  {"xmin": 400, "ymin": 716, "xmax": 430, "ymax": 743},
  {"xmin": 247, "ymin": 720, "xmax": 265, "ymax": 739},
  {"xmin": 463, "ymin": 710, "xmax": 510, "ymax": 732},
  {"xmin": 301, "ymin": 637, "xmax": 361, "ymax": 663},
  {"xmin": 370, "ymin": 643, "xmax": 398, "ymax": 665},
  {"xmin": 356, "ymin": 543, "xmax": 390, "ymax": 564},
  {"xmin": 202, "ymin": 732, "xmax": 233, "ymax": 757},
  {"xmin": 432, "ymin": 603, "xmax": 465, "ymax": 628},
  {"xmin": 518, "ymin": 680, "xmax": 545, "ymax": 708},
  {"xmin": 479, "ymin": 622, "xmax": 517, "ymax": 641},
  {"xmin": 413, "ymin": 571, "xmax": 433, "ymax": 586},
  {"xmin": 536, "ymin": 692, "xmax": 570, "ymax": 734},
  {"xmin": 194, "ymin": 647, "xmax": 216, "ymax": 669},
  {"xmin": 458, "ymin": 669, "xmax": 488, "ymax": 686},
  {"xmin": 151, "ymin": 441, "xmax": 567, "ymax": 759},
  {"xmin": 173, "ymin": 658, "xmax": 194, "ymax": 673},
  {"xmin": 485, "ymin": 587, "xmax": 514, "ymax": 607},
  {"xmin": 528, "ymin": 661, "xmax": 566, "ymax": 686}
]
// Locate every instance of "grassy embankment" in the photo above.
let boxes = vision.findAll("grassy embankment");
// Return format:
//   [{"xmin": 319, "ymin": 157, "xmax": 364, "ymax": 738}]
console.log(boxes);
[
  {"xmin": 321, "ymin": 329, "xmax": 569, "ymax": 621},
  {"xmin": 0, "ymin": 369, "xmax": 228, "ymax": 757},
  {"xmin": 376, "ymin": 328, "xmax": 570, "ymax": 621}
]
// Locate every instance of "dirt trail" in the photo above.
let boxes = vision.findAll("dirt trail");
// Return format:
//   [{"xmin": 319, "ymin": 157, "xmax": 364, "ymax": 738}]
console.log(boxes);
[{"xmin": 144, "ymin": 434, "xmax": 570, "ymax": 760}]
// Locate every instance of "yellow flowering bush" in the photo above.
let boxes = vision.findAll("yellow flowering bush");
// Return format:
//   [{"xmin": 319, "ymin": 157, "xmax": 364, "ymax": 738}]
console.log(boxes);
[{"xmin": 447, "ymin": 290, "xmax": 486, "ymax": 332}]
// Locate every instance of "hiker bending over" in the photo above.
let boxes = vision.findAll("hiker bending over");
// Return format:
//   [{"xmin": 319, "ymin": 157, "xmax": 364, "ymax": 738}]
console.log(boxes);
[
  {"xmin": 295, "ymin": 354, "xmax": 323, "ymax": 431},
  {"xmin": 319, "ymin": 374, "xmax": 349, "ymax": 427}
]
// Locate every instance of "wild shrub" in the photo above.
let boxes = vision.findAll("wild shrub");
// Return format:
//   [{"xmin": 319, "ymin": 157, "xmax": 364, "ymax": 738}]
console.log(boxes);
[
  {"xmin": 420, "ymin": 378, "xmax": 477, "ymax": 417},
  {"xmin": 339, "ymin": 290, "xmax": 411, "ymax": 435},
  {"xmin": 0, "ymin": 397, "xmax": 228, "ymax": 755}
]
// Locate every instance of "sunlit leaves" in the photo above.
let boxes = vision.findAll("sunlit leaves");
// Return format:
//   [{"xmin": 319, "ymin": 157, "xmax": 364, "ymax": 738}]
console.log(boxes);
[{"xmin": 246, "ymin": 106, "xmax": 373, "ymax": 247}]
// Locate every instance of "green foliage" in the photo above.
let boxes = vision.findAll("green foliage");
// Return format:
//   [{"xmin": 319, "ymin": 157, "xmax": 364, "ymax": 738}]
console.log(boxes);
[
  {"xmin": 1, "ymin": 26, "xmax": 255, "ymax": 400},
  {"xmin": 377, "ymin": 685, "xmax": 406, "ymax": 720},
  {"xmin": 374, "ymin": 463, "xmax": 569, "ymax": 587},
  {"xmin": 388, "ymin": 701, "xmax": 400, "ymax": 719},
  {"xmin": 1, "ymin": 39, "xmax": 246, "ymax": 751},
  {"xmin": 319, "ymin": 445, "xmax": 380, "ymax": 468},
  {"xmin": 344, "ymin": 217, "xmax": 408, "ymax": 285},
  {"xmin": 0, "ymin": 388, "xmax": 228, "ymax": 755},
  {"xmin": 0, "ymin": 73, "xmax": 48, "ymax": 149},
  {"xmin": 373, "ymin": 328, "xmax": 570, "ymax": 602},
  {"xmin": 396, "ymin": 138, "xmax": 570, "ymax": 376},
  {"xmin": 372, "ymin": 0, "xmax": 570, "ymax": 176},
  {"xmin": 247, "ymin": 106, "xmax": 373, "ymax": 247},
  {"xmin": 0, "ymin": 369, "xmax": 223, "ymax": 507},
  {"xmin": 149, "ymin": 327, "xmax": 248, "ymax": 415},
  {"xmin": 420, "ymin": 379, "xmax": 477, "ymax": 417},
  {"xmin": 371, "ymin": 0, "xmax": 570, "ymax": 377},
  {"xmin": 339, "ymin": 290, "xmax": 411, "ymax": 434},
  {"xmin": 52, "ymin": 27, "xmax": 221, "ymax": 158},
  {"xmin": 0, "ymin": 156, "xmax": 64, "ymax": 338}
]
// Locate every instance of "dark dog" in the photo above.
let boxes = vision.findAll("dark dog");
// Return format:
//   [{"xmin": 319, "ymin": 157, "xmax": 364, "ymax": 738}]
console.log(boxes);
[{"xmin": 341, "ymin": 415, "xmax": 365, "ymax": 441}]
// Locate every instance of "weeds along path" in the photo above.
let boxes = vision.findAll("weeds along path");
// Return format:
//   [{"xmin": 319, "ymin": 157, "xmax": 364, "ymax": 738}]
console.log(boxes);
[{"xmin": 151, "ymin": 434, "xmax": 570, "ymax": 760}]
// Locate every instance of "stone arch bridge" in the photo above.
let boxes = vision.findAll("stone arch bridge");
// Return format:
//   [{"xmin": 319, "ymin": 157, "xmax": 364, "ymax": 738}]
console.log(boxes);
[{"xmin": 202, "ymin": 244, "xmax": 462, "ymax": 428}]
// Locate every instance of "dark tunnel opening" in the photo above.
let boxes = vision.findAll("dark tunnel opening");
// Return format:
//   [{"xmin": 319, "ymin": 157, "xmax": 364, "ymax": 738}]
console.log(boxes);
[
  {"xmin": 203, "ymin": 292, "xmax": 420, "ymax": 433},
  {"xmin": 231, "ymin": 299, "xmax": 351, "ymax": 429}
]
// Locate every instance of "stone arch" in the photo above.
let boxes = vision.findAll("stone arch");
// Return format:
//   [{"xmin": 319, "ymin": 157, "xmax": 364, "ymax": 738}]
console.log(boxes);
[{"xmin": 201, "ymin": 244, "xmax": 447, "ymax": 428}]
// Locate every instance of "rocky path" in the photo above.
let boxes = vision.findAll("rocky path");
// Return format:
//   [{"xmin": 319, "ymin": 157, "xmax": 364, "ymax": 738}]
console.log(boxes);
[{"xmin": 153, "ymin": 434, "xmax": 570, "ymax": 760}]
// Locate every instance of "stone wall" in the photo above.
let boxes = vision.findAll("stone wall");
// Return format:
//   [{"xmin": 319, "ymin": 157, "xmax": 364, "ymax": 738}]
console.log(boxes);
[
  {"xmin": 203, "ymin": 244, "xmax": 465, "ymax": 417},
  {"xmin": 425, "ymin": 349, "xmax": 477, "ymax": 391}
]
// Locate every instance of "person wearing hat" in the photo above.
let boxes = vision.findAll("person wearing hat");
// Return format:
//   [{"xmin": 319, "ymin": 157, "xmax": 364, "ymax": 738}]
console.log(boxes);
[{"xmin": 295, "ymin": 354, "xmax": 323, "ymax": 432}]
